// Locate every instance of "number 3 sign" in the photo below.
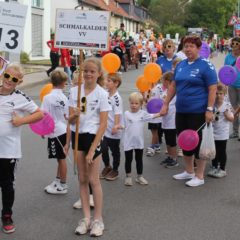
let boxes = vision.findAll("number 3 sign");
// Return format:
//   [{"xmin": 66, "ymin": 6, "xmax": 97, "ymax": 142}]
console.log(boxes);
[{"xmin": 0, "ymin": 2, "xmax": 27, "ymax": 54}]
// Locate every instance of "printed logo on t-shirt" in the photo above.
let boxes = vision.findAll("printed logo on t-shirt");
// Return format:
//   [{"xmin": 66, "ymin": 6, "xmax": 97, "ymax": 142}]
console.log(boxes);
[
  {"xmin": 202, "ymin": 59, "xmax": 215, "ymax": 70},
  {"xmin": 190, "ymin": 69, "xmax": 199, "ymax": 77},
  {"xmin": 6, "ymin": 101, "xmax": 15, "ymax": 107}
]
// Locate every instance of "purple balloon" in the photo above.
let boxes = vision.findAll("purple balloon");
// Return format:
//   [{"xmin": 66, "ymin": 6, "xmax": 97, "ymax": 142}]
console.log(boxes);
[
  {"xmin": 178, "ymin": 129, "xmax": 199, "ymax": 151},
  {"xmin": 218, "ymin": 65, "xmax": 237, "ymax": 86},
  {"xmin": 146, "ymin": 98, "xmax": 164, "ymax": 114},
  {"xmin": 199, "ymin": 42, "xmax": 210, "ymax": 58},
  {"xmin": 29, "ymin": 111, "xmax": 55, "ymax": 136}
]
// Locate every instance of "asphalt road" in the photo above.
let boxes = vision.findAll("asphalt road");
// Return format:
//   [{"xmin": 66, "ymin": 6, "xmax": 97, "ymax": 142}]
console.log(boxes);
[{"xmin": 1, "ymin": 54, "xmax": 240, "ymax": 240}]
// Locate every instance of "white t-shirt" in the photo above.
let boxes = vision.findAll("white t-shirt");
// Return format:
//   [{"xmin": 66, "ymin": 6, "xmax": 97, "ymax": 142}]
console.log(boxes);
[
  {"xmin": 213, "ymin": 101, "xmax": 233, "ymax": 140},
  {"xmin": 123, "ymin": 110, "xmax": 154, "ymax": 151},
  {"xmin": 0, "ymin": 89, "xmax": 38, "ymax": 158},
  {"xmin": 147, "ymin": 83, "xmax": 165, "ymax": 124},
  {"xmin": 104, "ymin": 91, "xmax": 123, "ymax": 139},
  {"xmin": 162, "ymin": 95, "xmax": 176, "ymax": 129},
  {"xmin": 68, "ymin": 84, "xmax": 112, "ymax": 134},
  {"xmin": 41, "ymin": 89, "xmax": 68, "ymax": 138}
]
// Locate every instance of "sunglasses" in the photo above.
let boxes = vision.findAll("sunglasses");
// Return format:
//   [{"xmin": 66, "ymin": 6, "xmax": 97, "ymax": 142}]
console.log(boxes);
[
  {"xmin": 81, "ymin": 97, "xmax": 87, "ymax": 113},
  {"xmin": 215, "ymin": 111, "xmax": 220, "ymax": 121},
  {"xmin": 3, "ymin": 72, "xmax": 20, "ymax": 83},
  {"xmin": 231, "ymin": 41, "xmax": 240, "ymax": 47}
]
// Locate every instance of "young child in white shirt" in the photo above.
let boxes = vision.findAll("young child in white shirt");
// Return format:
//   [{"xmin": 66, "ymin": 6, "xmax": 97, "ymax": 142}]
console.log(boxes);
[
  {"xmin": 101, "ymin": 73, "xmax": 123, "ymax": 181},
  {"xmin": 68, "ymin": 58, "xmax": 111, "ymax": 237},
  {"xmin": 208, "ymin": 84, "xmax": 234, "ymax": 178},
  {"xmin": 122, "ymin": 92, "xmax": 161, "ymax": 186},
  {"xmin": 41, "ymin": 70, "xmax": 69, "ymax": 194},
  {"xmin": 160, "ymin": 71, "xmax": 179, "ymax": 168},
  {"xmin": 0, "ymin": 63, "xmax": 43, "ymax": 234}
]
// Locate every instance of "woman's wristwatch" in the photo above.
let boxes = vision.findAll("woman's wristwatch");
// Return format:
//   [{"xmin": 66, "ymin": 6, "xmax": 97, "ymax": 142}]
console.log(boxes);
[{"xmin": 206, "ymin": 106, "xmax": 214, "ymax": 112}]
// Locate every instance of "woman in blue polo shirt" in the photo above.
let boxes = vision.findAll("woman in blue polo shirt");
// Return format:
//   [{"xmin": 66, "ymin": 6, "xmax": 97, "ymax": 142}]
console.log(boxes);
[
  {"xmin": 161, "ymin": 35, "xmax": 218, "ymax": 187},
  {"xmin": 224, "ymin": 37, "xmax": 240, "ymax": 140}
]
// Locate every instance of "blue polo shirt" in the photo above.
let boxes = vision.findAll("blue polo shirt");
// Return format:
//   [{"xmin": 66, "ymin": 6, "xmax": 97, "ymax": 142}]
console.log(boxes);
[
  {"xmin": 224, "ymin": 53, "xmax": 240, "ymax": 88},
  {"xmin": 173, "ymin": 57, "xmax": 217, "ymax": 113},
  {"xmin": 156, "ymin": 55, "xmax": 176, "ymax": 73}
]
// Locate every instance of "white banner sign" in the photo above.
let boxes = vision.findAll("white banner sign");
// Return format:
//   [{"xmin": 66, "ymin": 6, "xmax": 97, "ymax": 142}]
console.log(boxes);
[
  {"xmin": 0, "ymin": 2, "xmax": 27, "ymax": 53},
  {"xmin": 55, "ymin": 9, "xmax": 110, "ymax": 50}
]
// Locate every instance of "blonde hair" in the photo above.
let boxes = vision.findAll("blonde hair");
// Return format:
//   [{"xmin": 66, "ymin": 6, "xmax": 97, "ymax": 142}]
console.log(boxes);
[
  {"xmin": 83, "ymin": 57, "xmax": 104, "ymax": 87},
  {"xmin": 5, "ymin": 63, "xmax": 25, "ymax": 80},
  {"xmin": 129, "ymin": 92, "xmax": 144, "ymax": 105},
  {"xmin": 162, "ymin": 71, "xmax": 174, "ymax": 82},
  {"xmin": 107, "ymin": 73, "xmax": 122, "ymax": 88},
  {"xmin": 51, "ymin": 70, "xmax": 68, "ymax": 86},
  {"xmin": 217, "ymin": 83, "xmax": 227, "ymax": 95}
]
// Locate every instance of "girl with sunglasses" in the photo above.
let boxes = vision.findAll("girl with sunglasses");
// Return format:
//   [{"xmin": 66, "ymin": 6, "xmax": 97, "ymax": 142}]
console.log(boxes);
[
  {"xmin": 224, "ymin": 37, "xmax": 240, "ymax": 140},
  {"xmin": 208, "ymin": 84, "xmax": 234, "ymax": 178},
  {"xmin": 68, "ymin": 58, "xmax": 111, "ymax": 237},
  {"xmin": 0, "ymin": 64, "xmax": 43, "ymax": 234}
]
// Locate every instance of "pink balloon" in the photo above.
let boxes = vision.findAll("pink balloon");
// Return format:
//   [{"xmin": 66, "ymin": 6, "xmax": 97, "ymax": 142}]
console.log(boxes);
[
  {"xmin": 178, "ymin": 129, "xmax": 199, "ymax": 151},
  {"xmin": 29, "ymin": 111, "xmax": 55, "ymax": 136},
  {"xmin": 236, "ymin": 57, "xmax": 240, "ymax": 71}
]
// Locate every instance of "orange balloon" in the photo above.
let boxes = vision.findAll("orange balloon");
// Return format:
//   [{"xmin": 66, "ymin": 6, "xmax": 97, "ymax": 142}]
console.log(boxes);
[
  {"xmin": 40, "ymin": 83, "xmax": 53, "ymax": 102},
  {"xmin": 136, "ymin": 75, "xmax": 151, "ymax": 92},
  {"xmin": 102, "ymin": 53, "xmax": 121, "ymax": 73},
  {"xmin": 144, "ymin": 63, "xmax": 162, "ymax": 83}
]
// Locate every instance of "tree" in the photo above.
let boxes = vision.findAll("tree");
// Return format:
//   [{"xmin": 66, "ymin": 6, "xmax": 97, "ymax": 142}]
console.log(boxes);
[
  {"xmin": 137, "ymin": 0, "xmax": 151, "ymax": 8},
  {"xmin": 149, "ymin": 0, "xmax": 191, "ymax": 27},
  {"xmin": 163, "ymin": 24, "xmax": 187, "ymax": 38},
  {"xmin": 184, "ymin": 0, "xmax": 236, "ymax": 37}
]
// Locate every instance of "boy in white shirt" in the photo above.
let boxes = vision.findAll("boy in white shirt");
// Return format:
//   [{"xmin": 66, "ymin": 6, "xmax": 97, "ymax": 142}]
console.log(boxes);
[
  {"xmin": 208, "ymin": 84, "xmax": 234, "ymax": 178},
  {"xmin": 0, "ymin": 63, "xmax": 43, "ymax": 234},
  {"xmin": 41, "ymin": 70, "xmax": 69, "ymax": 194},
  {"xmin": 101, "ymin": 73, "xmax": 123, "ymax": 181}
]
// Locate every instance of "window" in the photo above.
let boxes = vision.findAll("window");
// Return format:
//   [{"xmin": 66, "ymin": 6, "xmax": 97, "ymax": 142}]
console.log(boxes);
[{"xmin": 32, "ymin": 0, "xmax": 43, "ymax": 8}]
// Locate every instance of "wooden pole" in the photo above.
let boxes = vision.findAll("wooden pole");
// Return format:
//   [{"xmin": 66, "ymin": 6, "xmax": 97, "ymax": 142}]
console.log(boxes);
[{"xmin": 74, "ymin": 49, "xmax": 84, "ymax": 171}]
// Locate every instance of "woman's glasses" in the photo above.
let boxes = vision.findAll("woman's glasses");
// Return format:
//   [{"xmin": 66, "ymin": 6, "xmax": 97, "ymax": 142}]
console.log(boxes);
[
  {"xmin": 81, "ymin": 97, "xmax": 87, "ymax": 113},
  {"xmin": 231, "ymin": 41, "xmax": 240, "ymax": 47},
  {"xmin": 165, "ymin": 45, "xmax": 173, "ymax": 49},
  {"xmin": 3, "ymin": 72, "xmax": 20, "ymax": 83},
  {"xmin": 215, "ymin": 111, "xmax": 220, "ymax": 121}
]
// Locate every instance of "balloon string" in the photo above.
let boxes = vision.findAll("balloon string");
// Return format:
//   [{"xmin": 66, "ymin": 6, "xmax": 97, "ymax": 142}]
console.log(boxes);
[
  {"xmin": 56, "ymin": 137, "xmax": 73, "ymax": 165},
  {"xmin": 196, "ymin": 122, "xmax": 207, "ymax": 132}
]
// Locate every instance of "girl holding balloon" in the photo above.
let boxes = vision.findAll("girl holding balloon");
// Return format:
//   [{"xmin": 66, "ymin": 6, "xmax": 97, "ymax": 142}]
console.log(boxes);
[
  {"xmin": 68, "ymin": 57, "xmax": 111, "ymax": 237},
  {"xmin": 0, "ymin": 63, "xmax": 43, "ymax": 233}
]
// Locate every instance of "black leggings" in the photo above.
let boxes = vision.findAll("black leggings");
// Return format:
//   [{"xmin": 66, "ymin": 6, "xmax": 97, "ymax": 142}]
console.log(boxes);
[
  {"xmin": 101, "ymin": 137, "xmax": 120, "ymax": 171},
  {"xmin": 0, "ymin": 159, "xmax": 17, "ymax": 217},
  {"xmin": 125, "ymin": 149, "xmax": 143, "ymax": 175},
  {"xmin": 212, "ymin": 140, "xmax": 227, "ymax": 170},
  {"xmin": 47, "ymin": 52, "xmax": 59, "ymax": 75}
]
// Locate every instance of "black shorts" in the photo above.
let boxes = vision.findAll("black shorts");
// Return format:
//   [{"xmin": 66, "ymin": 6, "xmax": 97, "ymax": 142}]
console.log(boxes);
[
  {"xmin": 71, "ymin": 132, "xmax": 102, "ymax": 160},
  {"xmin": 148, "ymin": 123, "xmax": 161, "ymax": 130},
  {"xmin": 163, "ymin": 129, "xmax": 177, "ymax": 147},
  {"xmin": 48, "ymin": 133, "xmax": 66, "ymax": 159},
  {"xmin": 176, "ymin": 113, "xmax": 205, "ymax": 159}
]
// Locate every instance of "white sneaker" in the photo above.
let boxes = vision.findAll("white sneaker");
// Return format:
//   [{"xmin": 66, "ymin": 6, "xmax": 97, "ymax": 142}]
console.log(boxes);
[
  {"xmin": 124, "ymin": 176, "xmax": 133, "ymax": 186},
  {"xmin": 154, "ymin": 146, "xmax": 161, "ymax": 153},
  {"xmin": 90, "ymin": 219, "xmax": 104, "ymax": 237},
  {"xmin": 173, "ymin": 171, "xmax": 195, "ymax": 180},
  {"xmin": 73, "ymin": 195, "xmax": 95, "ymax": 209},
  {"xmin": 46, "ymin": 183, "xmax": 68, "ymax": 194},
  {"xmin": 135, "ymin": 176, "xmax": 148, "ymax": 185},
  {"xmin": 75, "ymin": 218, "xmax": 90, "ymax": 235},
  {"xmin": 185, "ymin": 176, "xmax": 204, "ymax": 187},
  {"xmin": 207, "ymin": 167, "xmax": 217, "ymax": 177},
  {"xmin": 213, "ymin": 169, "xmax": 227, "ymax": 178},
  {"xmin": 44, "ymin": 179, "xmax": 59, "ymax": 192},
  {"xmin": 146, "ymin": 147, "xmax": 155, "ymax": 157}
]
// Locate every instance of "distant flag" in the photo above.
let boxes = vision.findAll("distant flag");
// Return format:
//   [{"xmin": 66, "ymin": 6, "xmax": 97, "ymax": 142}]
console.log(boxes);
[{"xmin": 228, "ymin": 15, "xmax": 238, "ymax": 26}]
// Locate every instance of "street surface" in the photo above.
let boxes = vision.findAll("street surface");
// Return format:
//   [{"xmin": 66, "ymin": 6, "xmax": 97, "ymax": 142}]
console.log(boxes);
[{"xmin": 1, "ymin": 53, "xmax": 240, "ymax": 240}]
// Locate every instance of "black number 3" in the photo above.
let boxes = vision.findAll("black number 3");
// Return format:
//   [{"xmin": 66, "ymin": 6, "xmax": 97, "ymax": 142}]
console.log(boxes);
[{"xmin": 6, "ymin": 30, "xmax": 19, "ymax": 49}]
